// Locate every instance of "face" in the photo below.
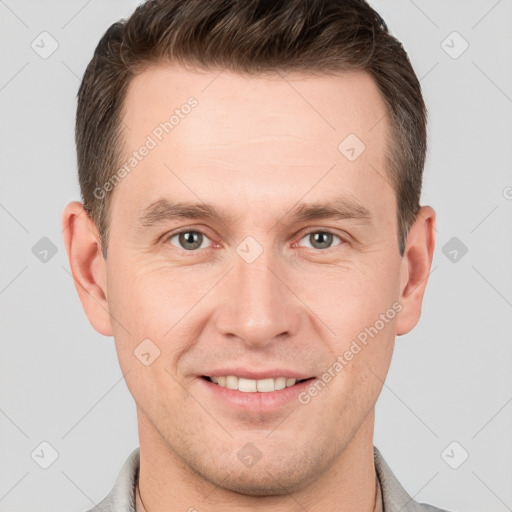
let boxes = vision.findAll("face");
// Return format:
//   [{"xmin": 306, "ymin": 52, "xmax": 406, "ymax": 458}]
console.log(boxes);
[{"xmin": 65, "ymin": 64, "xmax": 434, "ymax": 495}]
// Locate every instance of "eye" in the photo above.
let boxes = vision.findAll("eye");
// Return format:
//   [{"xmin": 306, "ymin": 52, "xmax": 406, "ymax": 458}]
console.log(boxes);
[
  {"xmin": 296, "ymin": 230, "xmax": 344, "ymax": 251},
  {"xmin": 163, "ymin": 228, "xmax": 344, "ymax": 253},
  {"xmin": 166, "ymin": 230, "xmax": 212, "ymax": 251}
]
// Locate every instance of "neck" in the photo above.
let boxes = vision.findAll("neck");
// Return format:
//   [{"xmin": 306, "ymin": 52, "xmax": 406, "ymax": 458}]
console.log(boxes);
[{"xmin": 137, "ymin": 408, "xmax": 377, "ymax": 512}]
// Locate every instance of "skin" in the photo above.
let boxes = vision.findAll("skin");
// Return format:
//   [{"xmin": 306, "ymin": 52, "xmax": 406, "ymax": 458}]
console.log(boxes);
[{"xmin": 62, "ymin": 65, "xmax": 435, "ymax": 512}]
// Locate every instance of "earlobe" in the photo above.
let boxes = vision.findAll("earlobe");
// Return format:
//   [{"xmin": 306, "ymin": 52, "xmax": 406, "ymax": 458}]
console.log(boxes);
[
  {"xmin": 61, "ymin": 201, "xmax": 113, "ymax": 336},
  {"xmin": 396, "ymin": 206, "xmax": 436, "ymax": 336}
]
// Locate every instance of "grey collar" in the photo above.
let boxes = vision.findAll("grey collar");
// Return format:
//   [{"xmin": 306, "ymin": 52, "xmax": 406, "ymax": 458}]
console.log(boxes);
[{"xmin": 90, "ymin": 445, "xmax": 450, "ymax": 512}]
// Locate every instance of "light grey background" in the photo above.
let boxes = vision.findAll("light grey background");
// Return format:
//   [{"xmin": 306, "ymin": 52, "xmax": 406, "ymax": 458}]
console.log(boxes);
[{"xmin": 1, "ymin": 1, "xmax": 511, "ymax": 511}]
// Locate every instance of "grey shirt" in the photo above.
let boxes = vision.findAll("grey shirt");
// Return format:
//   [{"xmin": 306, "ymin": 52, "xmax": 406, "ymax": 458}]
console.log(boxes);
[{"xmin": 86, "ymin": 446, "xmax": 453, "ymax": 512}]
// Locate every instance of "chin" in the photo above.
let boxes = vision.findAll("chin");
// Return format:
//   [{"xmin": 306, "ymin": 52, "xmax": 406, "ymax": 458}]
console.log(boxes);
[
  {"xmin": 212, "ymin": 464, "xmax": 314, "ymax": 496},
  {"xmin": 197, "ymin": 446, "xmax": 330, "ymax": 498}
]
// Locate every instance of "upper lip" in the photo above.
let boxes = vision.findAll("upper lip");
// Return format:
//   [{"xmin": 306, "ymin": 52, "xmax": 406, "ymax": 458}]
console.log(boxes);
[{"xmin": 200, "ymin": 368, "xmax": 314, "ymax": 380}]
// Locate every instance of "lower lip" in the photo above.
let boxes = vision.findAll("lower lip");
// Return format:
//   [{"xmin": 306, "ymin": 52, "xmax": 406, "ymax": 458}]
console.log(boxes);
[{"xmin": 198, "ymin": 377, "xmax": 315, "ymax": 412}]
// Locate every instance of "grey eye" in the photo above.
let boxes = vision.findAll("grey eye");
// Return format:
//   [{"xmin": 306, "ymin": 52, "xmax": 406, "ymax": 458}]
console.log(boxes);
[
  {"xmin": 298, "ymin": 231, "xmax": 342, "ymax": 250},
  {"xmin": 168, "ymin": 230, "xmax": 210, "ymax": 251}
]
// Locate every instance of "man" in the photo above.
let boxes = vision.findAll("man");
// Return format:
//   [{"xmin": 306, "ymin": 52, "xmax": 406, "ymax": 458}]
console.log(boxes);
[{"xmin": 62, "ymin": 0, "xmax": 450, "ymax": 510}]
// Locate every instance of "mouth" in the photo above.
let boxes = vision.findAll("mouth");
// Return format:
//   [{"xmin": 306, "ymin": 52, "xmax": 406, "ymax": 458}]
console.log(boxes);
[{"xmin": 201, "ymin": 375, "xmax": 314, "ymax": 393}]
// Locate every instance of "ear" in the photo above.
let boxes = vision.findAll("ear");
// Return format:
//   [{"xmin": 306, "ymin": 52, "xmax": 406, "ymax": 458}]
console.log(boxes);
[
  {"xmin": 396, "ymin": 206, "xmax": 436, "ymax": 336},
  {"xmin": 61, "ymin": 201, "xmax": 113, "ymax": 336}
]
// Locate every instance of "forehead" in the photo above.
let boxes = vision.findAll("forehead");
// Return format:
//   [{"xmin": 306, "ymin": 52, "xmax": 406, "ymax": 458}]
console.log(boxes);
[
  {"xmin": 114, "ymin": 64, "xmax": 392, "ymax": 223},
  {"xmin": 122, "ymin": 64, "xmax": 387, "ymax": 150}
]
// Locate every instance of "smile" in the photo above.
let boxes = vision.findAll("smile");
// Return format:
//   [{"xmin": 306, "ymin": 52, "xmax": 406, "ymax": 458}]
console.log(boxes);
[{"xmin": 202, "ymin": 375, "xmax": 311, "ymax": 393}]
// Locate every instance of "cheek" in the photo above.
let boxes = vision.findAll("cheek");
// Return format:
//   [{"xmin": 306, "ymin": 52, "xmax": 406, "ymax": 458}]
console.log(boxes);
[
  {"xmin": 293, "ymin": 256, "xmax": 400, "ymax": 410},
  {"xmin": 295, "ymin": 256, "xmax": 401, "ymax": 343},
  {"xmin": 107, "ymin": 255, "xmax": 182, "ymax": 333},
  {"xmin": 105, "ymin": 260, "xmax": 194, "ymax": 409},
  {"xmin": 106, "ymin": 256, "xmax": 209, "ymax": 373}
]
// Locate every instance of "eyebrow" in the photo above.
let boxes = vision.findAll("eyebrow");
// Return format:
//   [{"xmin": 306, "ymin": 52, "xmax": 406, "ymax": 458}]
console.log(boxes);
[{"xmin": 136, "ymin": 196, "xmax": 372, "ymax": 231}]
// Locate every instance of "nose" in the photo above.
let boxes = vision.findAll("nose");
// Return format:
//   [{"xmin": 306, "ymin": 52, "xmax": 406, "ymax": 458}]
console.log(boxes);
[{"xmin": 213, "ymin": 245, "xmax": 301, "ymax": 349}]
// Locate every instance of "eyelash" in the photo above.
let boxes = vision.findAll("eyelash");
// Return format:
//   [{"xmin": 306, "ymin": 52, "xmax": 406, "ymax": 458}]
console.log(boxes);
[{"xmin": 163, "ymin": 227, "xmax": 346, "ymax": 254}]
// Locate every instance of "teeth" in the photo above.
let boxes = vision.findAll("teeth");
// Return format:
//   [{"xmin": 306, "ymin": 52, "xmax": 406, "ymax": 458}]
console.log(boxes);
[
  {"xmin": 208, "ymin": 375, "xmax": 300, "ymax": 392},
  {"xmin": 286, "ymin": 378, "xmax": 296, "ymax": 387},
  {"xmin": 226, "ymin": 375, "xmax": 238, "ymax": 390},
  {"xmin": 274, "ymin": 377, "xmax": 287, "ymax": 390},
  {"xmin": 239, "ymin": 378, "xmax": 257, "ymax": 392},
  {"xmin": 257, "ymin": 378, "xmax": 275, "ymax": 392}
]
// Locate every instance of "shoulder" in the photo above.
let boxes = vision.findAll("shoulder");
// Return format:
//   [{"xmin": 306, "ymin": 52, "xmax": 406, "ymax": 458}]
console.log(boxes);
[
  {"xmin": 373, "ymin": 446, "xmax": 454, "ymax": 512},
  {"xmin": 84, "ymin": 447, "xmax": 140, "ymax": 512}
]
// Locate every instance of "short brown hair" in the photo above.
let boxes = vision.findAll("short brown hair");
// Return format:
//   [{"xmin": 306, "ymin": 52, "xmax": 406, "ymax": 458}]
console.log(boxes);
[{"xmin": 76, "ymin": 0, "xmax": 427, "ymax": 257}]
